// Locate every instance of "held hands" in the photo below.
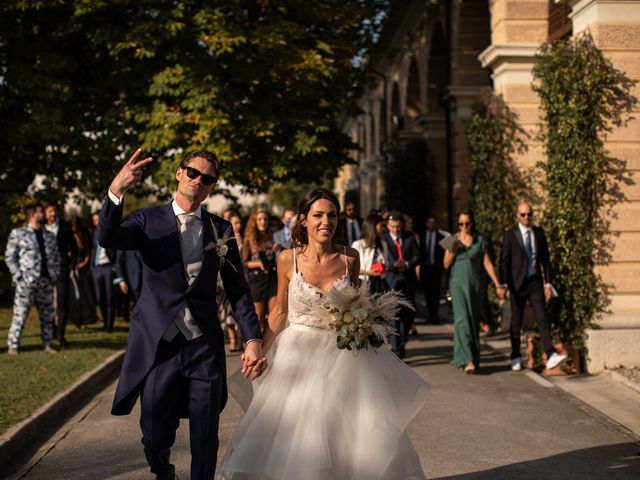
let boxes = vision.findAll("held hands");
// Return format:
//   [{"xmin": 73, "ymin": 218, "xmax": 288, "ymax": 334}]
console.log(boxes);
[
  {"xmin": 242, "ymin": 341, "xmax": 268, "ymax": 380},
  {"xmin": 109, "ymin": 148, "xmax": 153, "ymax": 198},
  {"xmin": 497, "ymin": 286, "xmax": 507, "ymax": 301},
  {"xmin": 394, "ymin": 259, "xmax": 407, "ymax": 271}
]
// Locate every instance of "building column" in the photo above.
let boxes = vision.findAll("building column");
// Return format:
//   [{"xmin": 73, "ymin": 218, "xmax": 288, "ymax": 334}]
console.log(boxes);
[{"xmin": 569, "ymin": 0, "xmax": 640, "ymax": 372}]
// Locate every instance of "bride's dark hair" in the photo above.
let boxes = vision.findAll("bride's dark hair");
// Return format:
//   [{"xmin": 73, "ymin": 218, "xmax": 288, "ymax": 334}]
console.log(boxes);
[{"xmin": 291, "ymin": 189, "xmax": 343, "ymax": 248}]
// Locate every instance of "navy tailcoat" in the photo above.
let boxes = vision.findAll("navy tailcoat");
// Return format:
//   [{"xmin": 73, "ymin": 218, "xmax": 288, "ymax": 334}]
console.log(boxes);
[{"xmin": 98, "ymin": 198, "xmax": 261, "ymax": 416}]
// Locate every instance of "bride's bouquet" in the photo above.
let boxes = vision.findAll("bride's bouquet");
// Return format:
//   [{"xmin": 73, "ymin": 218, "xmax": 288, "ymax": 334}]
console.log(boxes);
[{"xmin": 323, "ymin": 281, "xmax": 414, "ymax": 352}]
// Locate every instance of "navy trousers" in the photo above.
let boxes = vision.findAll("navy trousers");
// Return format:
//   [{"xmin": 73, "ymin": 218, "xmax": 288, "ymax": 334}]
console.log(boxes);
[
  {"xmin": 92, "ymin": 264, "xmax": 116, "ymax": 332},
  {"xmin": 389, "ymin": 280, "xmax": 415, "ymax": 358},
  {"xmin": 140, "ymin": 334, "xmax": 223, "ymax": 480}
]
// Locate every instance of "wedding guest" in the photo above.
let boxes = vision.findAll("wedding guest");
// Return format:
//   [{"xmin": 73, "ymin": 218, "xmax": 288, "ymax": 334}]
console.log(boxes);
[
  {"xmin": 243, "ymin": 209, "xmax": 278, "ymax": 331},
  {"xmin": 91, "ymin": 212, "xmax": 118, "ymax": 332},
  {"xmin": 272, "ymin": 208, "xmax": 295, "ymax": 251},
  {"xmin": 403, "ymin": 214, "xmax": 421, "ymax": 247},
  {"xmin": 67, "ymin": 217, "xmax": 97, "ymax": 327},
  {"xmin": 351, "ymin": 214, "xmax": 387, "ymax": 294},
  {"xmin": 222, "ymin": 207, "xmax": 235, "ymax": 221},
  {"xmin": 116, "ymin": 249, "xmax": 143, "ymax": 310},
  {"xmin": 5, "ymin": 203, "xmax": 61, "ymax": 354},
  {"xmin": 444, "ymin": 210, "xmax": 504, "ymax": 374},
  {"xmin": 44, "ymin": 203, "xmax": 77, "ymax": 345},
  {"xmin": 381, "ymin": 212, "xmax": 420, "ymax": 359},
  {"xmin": 375, "ymin": 216, "xmax": 388, "ymax": 237},
  {"xmin": 420, "ymin": 217, "xmax": 447, "ymax": 323},
  {"xmin": 229, "ymin": 211, "xmax": 244, "ymax": 253},
  {"xmin": 219, "ymin": 211, "xmax": 245, "ymax": 351},
  {"xmin": 403, "ymin": 214, "xmax": 421, "ymax": 335},
  {"xmin": 500, "ymin": 200, "xmax": 567, "ymax": 371},
  {"xmin": 341, "ymin": 201, "xmax": 362, "ymax": 247}
]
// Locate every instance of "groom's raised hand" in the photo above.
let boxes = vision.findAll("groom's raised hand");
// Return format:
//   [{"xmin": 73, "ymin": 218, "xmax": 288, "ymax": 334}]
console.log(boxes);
[
  {"xmin": 242, "ymin": 341, "xmax": 268, "ymax": 380},
  {"xmin": 109, "ymin": 148, "xmax": 153, "ymax": 198}
]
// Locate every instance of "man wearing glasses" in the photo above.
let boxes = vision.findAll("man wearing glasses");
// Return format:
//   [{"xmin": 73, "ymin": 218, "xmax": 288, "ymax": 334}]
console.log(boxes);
[
  {"xmin": 499, "ymin": 200, "xmax": 567, "ymax": 372},
  {"xmin": 98, "ymin": 149, "xmax": 264, "ymax": 480}
]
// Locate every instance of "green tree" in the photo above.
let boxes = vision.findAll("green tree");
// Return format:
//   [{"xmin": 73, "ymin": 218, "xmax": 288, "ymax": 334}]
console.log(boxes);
[
  {"xmin": 0, "ymin": 0, "xmax": 388, "ymax": 240},
  {"xmin": 532, "ymin": 32, "xmax": 637, "ymax": 352}
]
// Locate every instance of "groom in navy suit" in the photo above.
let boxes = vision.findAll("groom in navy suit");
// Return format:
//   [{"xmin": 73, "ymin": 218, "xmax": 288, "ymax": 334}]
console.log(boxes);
[{"xmin": 99, "ymin": 149, "xmax": 265, "ymax": 480}]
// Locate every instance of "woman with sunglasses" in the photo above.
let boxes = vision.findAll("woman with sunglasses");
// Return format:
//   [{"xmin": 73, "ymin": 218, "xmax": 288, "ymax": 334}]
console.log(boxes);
[
  {"xmin": 444, "ymin": 210, "xmax": 505, "ymax": 374},
  {"xmin": 242, "ymin": 209, "xmax": 278, "ymax": 331}
]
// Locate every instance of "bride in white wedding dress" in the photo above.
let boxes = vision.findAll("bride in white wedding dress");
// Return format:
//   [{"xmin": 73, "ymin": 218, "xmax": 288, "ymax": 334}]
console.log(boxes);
[{"xmin": 218, "ymin": 189, "xmax": 430, "ymax": 480}]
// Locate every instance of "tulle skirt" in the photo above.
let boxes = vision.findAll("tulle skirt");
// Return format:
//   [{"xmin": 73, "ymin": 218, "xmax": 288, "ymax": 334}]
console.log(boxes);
[{"xmin": 217, "ymin": 323, "xmax": 430, "ymax": 480}]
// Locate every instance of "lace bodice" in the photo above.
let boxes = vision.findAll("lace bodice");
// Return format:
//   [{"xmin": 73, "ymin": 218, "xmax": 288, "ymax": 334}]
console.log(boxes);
[{"xmin": 287, "ymin": 249, "xmax": 350, "ymax": 330}]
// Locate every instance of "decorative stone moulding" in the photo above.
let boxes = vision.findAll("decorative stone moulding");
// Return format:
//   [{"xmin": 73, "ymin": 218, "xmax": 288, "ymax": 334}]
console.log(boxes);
[{"xmin": 478, "ymin": 44, "xmax": 540, "ymax": 89}]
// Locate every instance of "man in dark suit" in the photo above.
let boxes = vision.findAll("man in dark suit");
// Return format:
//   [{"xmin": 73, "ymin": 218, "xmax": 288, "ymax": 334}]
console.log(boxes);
[
  {"xmin": 99, "ymin": 149, "xmax": 264, "ymax": 480},
  {"xmin": 44, "ymin": 203, "xmax": 78, "ymax": 344},
  {"xmin": 420, "ymin": 216, "xmax": 447, "ymax": 323},
  {"xmin": 341, "ymin": 201, "xmax": 362, "ymax": 246},
  {"xmin": 91, "ymin": 212, "xmax": 118, "ymax": 333},
  {"xmin": 500, "ymin": 201, "xmax": 567, "ymax": 372},
  {"xmin": 382, "ymin": 212, "xmax": 420, "ymax": 358},
  {"xmin": 272, "ymin": 208, "xmax": 295, "ymax": 251},
  {"xmin": 115, "ymin": 249, "xmax": 143, "ymax": 305}
]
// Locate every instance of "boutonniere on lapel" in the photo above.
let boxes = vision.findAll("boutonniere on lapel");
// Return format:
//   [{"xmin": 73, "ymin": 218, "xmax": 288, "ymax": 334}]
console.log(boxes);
[{"xmin": 204, "ymin": 220, "xmax": 238, "ymax": 273}]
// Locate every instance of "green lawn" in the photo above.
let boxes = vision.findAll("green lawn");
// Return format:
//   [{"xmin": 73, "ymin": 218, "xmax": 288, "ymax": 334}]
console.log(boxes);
[{"xmin": 0, "ymin": 307, "xmax": 129, "ymax": 436}]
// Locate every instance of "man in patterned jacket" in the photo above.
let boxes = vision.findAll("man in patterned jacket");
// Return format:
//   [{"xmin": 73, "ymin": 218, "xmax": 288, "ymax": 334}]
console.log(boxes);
[{"xmin": 4, "ymin": 203, "xmax": 61, "ymax": 354}]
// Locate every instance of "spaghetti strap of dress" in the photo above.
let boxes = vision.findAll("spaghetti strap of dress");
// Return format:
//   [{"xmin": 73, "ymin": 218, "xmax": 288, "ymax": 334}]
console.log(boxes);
[
  {"xmin": 344, "ymin": 245, "xmax": 348, "ymax": 275},
  {"xmin": 293, "ymin": 248, "xmax": 298, "ymax": 274}
]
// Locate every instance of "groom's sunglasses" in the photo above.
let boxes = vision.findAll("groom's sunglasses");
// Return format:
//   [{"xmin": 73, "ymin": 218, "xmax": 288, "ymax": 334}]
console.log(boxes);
[{"xmin": 182, "ymin": 165, "xmax": 217, "ymax": 186}]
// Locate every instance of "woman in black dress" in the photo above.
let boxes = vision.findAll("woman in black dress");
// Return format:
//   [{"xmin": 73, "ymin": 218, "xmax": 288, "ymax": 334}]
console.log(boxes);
[
  {"xmin": 242, "ymin": 208, "xmax": 278, "ymax": 331},
  {"xmin": 67, "ymin": 217, "xmax": 98, "ymax": 327}
]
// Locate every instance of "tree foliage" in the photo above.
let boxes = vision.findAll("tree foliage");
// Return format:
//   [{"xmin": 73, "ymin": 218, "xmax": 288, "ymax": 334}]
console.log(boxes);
[
  {"xmin": 532, "ymin": 32, "xmax": 637, "ymax": 351},
  {"xmin": 0, "ymin": 0, "xmax": 388, "ymax": 235},
  {"xmin": 466, "ymin": 91, "xmax": 533, "ymax": 258}
]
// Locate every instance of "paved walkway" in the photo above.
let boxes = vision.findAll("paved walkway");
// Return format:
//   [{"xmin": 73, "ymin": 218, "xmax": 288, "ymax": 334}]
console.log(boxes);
[{"xmin": 14, "ymin": 323, "xmax": 640, "ymax": 480}]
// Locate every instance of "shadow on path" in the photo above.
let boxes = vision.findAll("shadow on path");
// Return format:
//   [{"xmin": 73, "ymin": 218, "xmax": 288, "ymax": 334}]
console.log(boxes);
[{"xmin": 433, "ymin": 443, "xmax": 640, "ymax": 480}]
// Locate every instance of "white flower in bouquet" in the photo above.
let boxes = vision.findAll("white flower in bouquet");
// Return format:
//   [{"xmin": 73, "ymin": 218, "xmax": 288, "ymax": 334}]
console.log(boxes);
[{"xmin": 323, "ymin": 280, "xmax": 414, "ymax": 352}]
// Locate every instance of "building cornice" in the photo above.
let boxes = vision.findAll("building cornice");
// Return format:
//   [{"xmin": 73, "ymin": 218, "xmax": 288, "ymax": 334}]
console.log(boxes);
[{"xmin": 478, "ymin": 44, "xmax": 540, "ymax": 70}]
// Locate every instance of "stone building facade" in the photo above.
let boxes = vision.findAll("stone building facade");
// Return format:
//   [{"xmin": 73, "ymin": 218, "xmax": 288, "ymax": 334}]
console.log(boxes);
[{"xmin": 337, "ymin": 0, "xmax": 640, "ymax": 372}]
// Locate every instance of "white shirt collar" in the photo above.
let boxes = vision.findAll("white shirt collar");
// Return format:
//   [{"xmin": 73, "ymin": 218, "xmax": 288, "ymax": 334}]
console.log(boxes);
[
  {"xmin": 172, "ymin": 199, "xmax": 202, "ymax": 219},
  {"xmin": 518, "ymin": 223, "xmax": 531, "ymax": 236}
]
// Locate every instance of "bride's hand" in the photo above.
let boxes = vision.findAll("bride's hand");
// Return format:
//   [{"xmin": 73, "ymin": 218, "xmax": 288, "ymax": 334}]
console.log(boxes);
[
  {"xmin": 250, "ymin": 357, "xmax": 269, "ymax": 381},
  {"xmin": 242, "ymin": 341, "xmax": 267, "ymax": 378}
]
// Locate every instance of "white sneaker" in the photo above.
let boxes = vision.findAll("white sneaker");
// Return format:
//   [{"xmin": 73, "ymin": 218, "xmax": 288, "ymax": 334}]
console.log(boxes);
[
  {"xmin": 546, "ymin": 352, "xmax": 567, "ymax": 370},
  {"xmin": 511, "ymin": 358, "xmax": 522, "ymax": 371}
]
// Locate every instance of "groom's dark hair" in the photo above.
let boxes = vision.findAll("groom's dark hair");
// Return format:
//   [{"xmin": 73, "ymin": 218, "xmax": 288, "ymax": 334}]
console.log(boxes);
[{"xmin": 181, "ymin": 150, "xmax": 219, "ymax": 177}]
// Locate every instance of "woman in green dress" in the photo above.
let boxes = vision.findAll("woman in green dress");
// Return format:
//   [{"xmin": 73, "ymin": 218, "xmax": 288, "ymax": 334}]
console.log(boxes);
[{"xmin": 444, "ymin": 210, "xmax": 505, "ymax": 374}]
